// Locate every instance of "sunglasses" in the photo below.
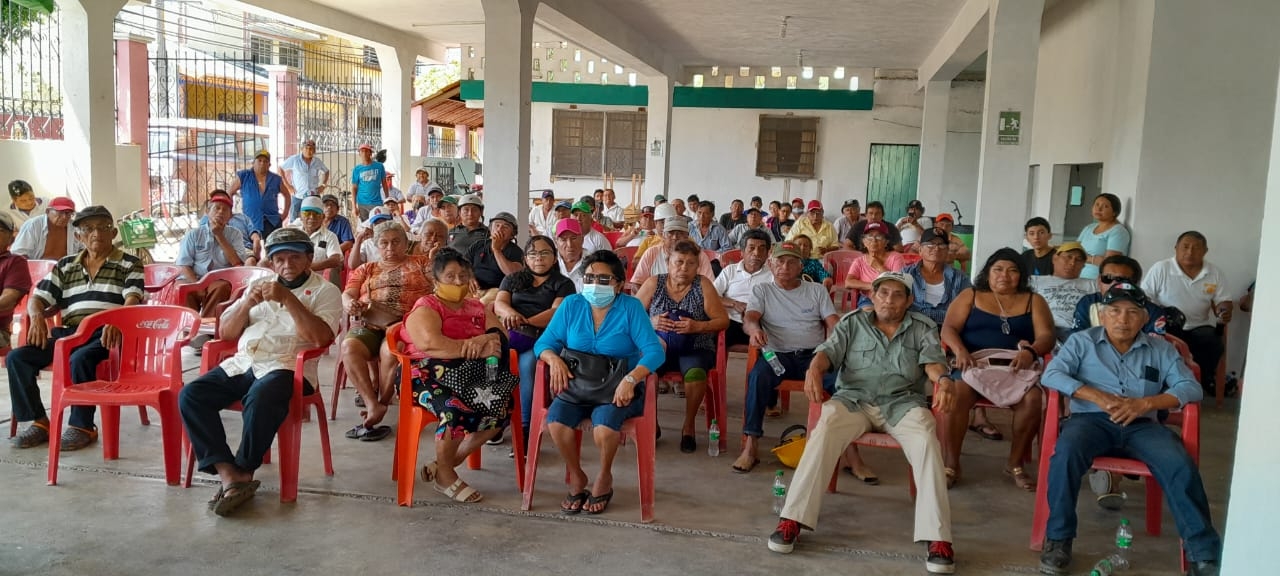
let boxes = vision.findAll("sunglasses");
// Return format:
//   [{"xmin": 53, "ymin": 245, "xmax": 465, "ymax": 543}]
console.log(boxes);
[
  {"xmin": 582, "ymin": 274, "xmax": 617, "ymax": 286},
  {"xmin": 1100, "ymin": 274, "xmax": 1133, "ymax": 285}
]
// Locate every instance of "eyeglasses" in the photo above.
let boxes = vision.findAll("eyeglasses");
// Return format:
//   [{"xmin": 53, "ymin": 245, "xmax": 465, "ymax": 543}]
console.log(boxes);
[
  {"xmin": 583, "ymin": 274, "xmax": 617, "ymax": 286},
  {"xmin": 1100, "ymin": 274, "xmax": 1132, "ymax": 285},
  {"xmin": 77, "ymin": 224, "xmax": 115, "ymax": 235},
  {"xmin": 919, "ymin": 243, "xmax": 946, "ymax": 251},
  {"xmin": 526, "ymin": 250, "xmax": 555, "ymax": 259}
]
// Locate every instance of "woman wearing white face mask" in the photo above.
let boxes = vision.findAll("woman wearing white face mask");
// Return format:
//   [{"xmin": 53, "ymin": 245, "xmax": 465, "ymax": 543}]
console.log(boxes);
[{"xmin": 534, "ymin": 250, "xmax": 666, "ymax": 516}]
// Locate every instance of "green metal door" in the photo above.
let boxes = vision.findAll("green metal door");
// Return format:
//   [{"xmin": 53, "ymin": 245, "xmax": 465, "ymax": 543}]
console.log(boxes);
[{"xmin": 866, "ymin": 144, "xmax": 921, "ymax": 222}]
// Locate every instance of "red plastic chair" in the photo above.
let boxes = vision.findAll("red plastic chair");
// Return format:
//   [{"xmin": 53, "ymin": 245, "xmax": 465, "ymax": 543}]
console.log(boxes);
[
  {"xmin": 175, "ymin": 266, "xmax": 274, "ymax": 329},
  {"xmin": 803, "ymin": 391, "xmax": 925, "ymax": 499},
  {"xmin": 655, "ymin": 331, "xmax": 728, "ymax": 454},
  {"xmin": 702, "ymin": 249, "xmax": 720, "ymax": 267},
  {"xmin": 523, "ymin": 359, "xmax": 658, "ymax": 523},
  {"xmin": 615, "ymin": 246, "xmax": 638, "ymax": 278},
  {"xmin": 329, "ymin": 313, "xmax": 380, "ymax": 421},
  {"xmin": 744, "ymin": 345, "xmax": 805, "ymax": 414},
  {"xmin": 182, "ymin": 337, "xmax": 335, "ymax": 502},
  {"xmin": 386, "ymin": 322, "xmax": 525, "ymax": 507},
  {"xmin": 719, "ymin": 249, "xmax": 743, "ymax": 267},
  {"xmin": 1030, "ymin": 389, "xmax": 1200, "ymax": 572},
  {"xmin": 46, "ymin": 305, "xmax": 199, "ymax": 486},
  {"xmin": 901, "ymin": 253, "xmax": 923, "ymax": 265},
  {"xmin": 823, "ymin": 250, "xmax": 862, "ymax": 310},
  {"xmin": 144, "ymin": 263, "xmax": 184, "ymax": 305},
  {"xmin": 603, "ymin": 231, "xmax": 623, "ymax": 249}
]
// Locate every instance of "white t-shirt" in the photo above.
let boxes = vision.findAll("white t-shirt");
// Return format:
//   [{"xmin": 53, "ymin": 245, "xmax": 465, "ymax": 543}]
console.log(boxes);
[
  {"xmin": 1142, "ymin": 257, "xmax": 1231, "ymax": 330},
  {"xmin": 713, "ymin": 262, "xmax": 775, "ymax": 323},
  {"xmin": 602, "ymin": 203, "xmax": 625, "ymax": 224},
  {"xmin": 301, "ymin": 226, "xmax": 343, "ymax": 264},
  {"xmin": 529, "ymin": 205, "xmax": 556, "ymax": 236},
  {"xmin": 924, "ymin": 280, "xmax": 946, "ymax": 307},
  {"xmin": 219, "ymin": 272, "xmax": 342, "ymax": 385},
  {"xmin": 582, "ymin": 228, "xmax": 611, "ymax": 255},
  {"xmin": 747, "ymin": 281, "xmax": 837, "ymax": 352},
  {"xmin": 1030, "ymin": 275, "xmax": 1096, "ymax": 329}
]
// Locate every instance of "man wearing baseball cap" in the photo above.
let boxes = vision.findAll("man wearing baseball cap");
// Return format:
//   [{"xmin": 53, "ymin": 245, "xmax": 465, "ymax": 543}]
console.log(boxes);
[
  {"xmin": 616, "ymin": 205, "xmax": 656, "ymax": 248},
  {"xmin": 228, "ymin": 149, "xmax": 289, "ymax": 239},
  {"xmin": 9, "ymin": 205, "xmax": 146, "ymax": 452},
  {"xmin": 1040, "ymin": 283, "xmax": 1219, "ymax": 576},
  {"xmin": 635, "ymin": 202, "xmax": 677, "ymax": 260},
  {"xmin": 320, "ymin": 193, "xmax": 355, "ymax": 253},
  {"xmin": 448, "ymin": 193, "xmax": 490, "ymax": 255},
  {"xmin": 293, "ymin": 196, "xmax": 343, "ymax": 278},
  {"xmin": 896, "ymin": 200, "xmax": 932, "ymax": 248},
  {"xmin": 350, "ymin": 142, "xmax": 388, "ymax": 220},
  {"xmin": 769, "ymin": 271, "xmax": 958, "ymax": 574},
  {"xmin": 554, "ymin": 218, "xmax": 589, "ymax": 291},
  {"xmin": 836, "ymin": 199, "xmax": 862, "ymax": 242},
  {"xmin": 179, "ymin": 227, "xmax": 342, "ymax": 516},
  {"xmin": 407, "ymin": 166, "xmax": 443, "ymax": 200},
  {"xmin": 1028, "ymin": 242, "xmax": 1095, "ymax": 342},
  {"xmin": 903, "ymin": 227, "xmax": 971, "ymax": 326},
  {"xmin": 468, "ymin": 212, "xmax": 524, "ymax": 304},
  {"xmin": 0, "ymin": 211, "xmax": 32, "ymax": 351},
  {"xmin": 931, "ymin": 213, "xmax": 970, "ymax": 263},
  {"xmin": 570, "ymin": 198, "xmax": 611, "ymax": 255},
  {"xmin": 176, "ymin": 192, "xmax": 254, "ymax": 334},
  {"xmin": 786, "ymin": 199, "xmax": 840, "ymax": 254},
  {"xmin": 737, "ymin": 241, "xmax": 839, "ymax": 473},
  {"xmin": 13, "ymin": 195, "xmax": 81, "ymax": 260},
  {"xmin": 843, "ymin": 201, "xmax": 902, "ymax": 252},
  {"xmin": 529, "ymin": 189, "xmax": 558, "ymax": 236},
  {"xmin": 729, "ymin": 206, "xmax": 769, "ymax": 249},
  {"xmin": 281, "ymin": 139, "xmax": 330, "ymax": 222}
]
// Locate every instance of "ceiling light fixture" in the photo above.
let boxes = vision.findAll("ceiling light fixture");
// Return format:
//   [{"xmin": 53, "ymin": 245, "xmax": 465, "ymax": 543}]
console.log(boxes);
[
  {"xmin": 629, "ymin": 72, "xmax": 637, "ymax": 86},
  {"xmin": 801, "ymin": 66, "xmax": 813, "ymax": 79},
  {"xmin": 833, "ymin": 66, "xmax": 845, "ymax": 79},
  {"xmin": 574, "ymin": 49, "xmax": 581, "ymax": 62},
  {"xmin": 711, "ymin": 66, "xmax": 719, "ymax": 77},
  {"xmin": 849, "ymin": 76, "xmax": 860, "ymax": 91},
  {"xmin": 692, "ymin": 74, "xmax": 704, "ymax": 88},
  {"xmin": 560, "ymin": 41, "xmax": 567, "ymax": 49},
  {"xmin": 739, "ymin": 66, "xmax": 750, "ymax": 77},
  {"xmin": 614, "ymin": 65, "xmax": 623, "ymax": 75}
]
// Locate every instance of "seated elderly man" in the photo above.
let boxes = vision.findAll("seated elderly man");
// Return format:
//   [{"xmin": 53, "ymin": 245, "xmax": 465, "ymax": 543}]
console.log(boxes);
[
  {"xmin": 570, "ymin": 198, "xmax": 612, "ymax": 254},
  {"xmin": 1039, "ymin": 283, "xmax": 1220, "ymax": 576},
  {"xmin": 636, "ymin": 203, "xmax": 677, "ymax": 259},
  {"xmin": 713, "ymin": 229, "xmax": 774, "ymax": 347},
  {"xmin": 787, "ymin": 200, "xmax": 841, "ymax": 254},
  {"xmin": 630, "ymin": 216, "xmax": 714, "ymax": 287},
  {"xmin": 729, "ymin": 206, "xmax": 769, "ymax": 249},
  {"xmin": 903, "ymin": 228, "xmax": 970, "ymax": 325},
  {"xmin": 467, "ymin": 211, "xmax": 524, "ymax": 304},
  {"xmin": 690, "ymin": 200, "xmax": 732, "ymax": 253},
  {"xmin": 13, "ymin": 196, "xmax": 80, "ymax": 261},
  {"xmin": 1141, "ymin": 231, "xmax": 1232, "ymax": 395},
  {"xmin": 1073, "ymin": 255, "xmax": 1166, "ymax": 335},
  {"xmin": 179, "ymin": 228, "xmax": 342, "ymax": 516},
  {"xmin": 769, "ymin": 272, "xmax": 956, "ymax": 574},
  {"xmin": 733, "ymin": 241, "xmax": 839, "ymax": 473},
  {"xmin": 1028, "ymin": 242, "xmax": 1095, "ymax": 342},
  {"xmin": 175, "ymin": 193, "xmax": 253, "ymax": 331},
  {"xmin": 555, "ymin": 219, "xmax": 589, "ymax": 290},
  {"xmin": 8, "ymin": 206, "xmax": 145, "ymax": 450},
  {"xmin": 292, "ymin": 196, "xmax": 343, "ymax": 280}
]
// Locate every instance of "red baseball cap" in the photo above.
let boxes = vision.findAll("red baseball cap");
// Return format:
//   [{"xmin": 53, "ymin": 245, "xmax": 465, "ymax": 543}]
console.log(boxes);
[
  {"xmin": 935, "ymin": 213, "xmax": 954, "ymax": 223},
  {"xmin": 807, "ymin": 200, "xmax": 823, "ymax": 212},
  {"xmin": 862, "ymin": 221, "xmax": 890, "ymax": 236},
  {"xmin": 49, "ymin": 197, "xmax": 76, "ymax": 213},
  {"xmin": 208, "ymin": 195, "xmax": 233, "ymax": 207}
]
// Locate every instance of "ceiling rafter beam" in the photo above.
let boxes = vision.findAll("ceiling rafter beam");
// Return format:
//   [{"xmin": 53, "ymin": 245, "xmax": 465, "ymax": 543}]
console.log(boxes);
[
  {"xmin": 916, "ymin": 0, "xmax": 990, "ymax": 91},
  {"xmin": 224, "ymin": 0, "xmax": 450, "ymax": 63}
]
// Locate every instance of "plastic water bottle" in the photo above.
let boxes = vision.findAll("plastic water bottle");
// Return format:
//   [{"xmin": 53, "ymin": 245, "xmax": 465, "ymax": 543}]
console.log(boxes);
[
  {"xmin": 772, "ymin": 470, "xmax": 787, "ymax": 515},
  {"xmin": 485, "ymin": 356, "xmax": 499, "ymax": 383},
  {"xmin": 1090, "ymin": 518, "xmax": 1133, "ymax": 575},
  {"xmin": 708, "ymin": 420, "xmax": 721, "ymax": 457},
  {"xmin": 762, "ymin": 348, "xmax": 786, "ymax": 376}
]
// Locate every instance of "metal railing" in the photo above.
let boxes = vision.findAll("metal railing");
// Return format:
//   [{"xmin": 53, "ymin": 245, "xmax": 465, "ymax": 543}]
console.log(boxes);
[{"xmin": 0, "ymin": 2, "xmax": 62, "ymax": 140}]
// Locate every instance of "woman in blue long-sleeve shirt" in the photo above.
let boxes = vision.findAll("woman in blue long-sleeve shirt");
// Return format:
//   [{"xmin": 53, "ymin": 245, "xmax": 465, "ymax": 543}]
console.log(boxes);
[{"xmin": 534, "ymin": 250, "xmax": 665, "ymax": 515}]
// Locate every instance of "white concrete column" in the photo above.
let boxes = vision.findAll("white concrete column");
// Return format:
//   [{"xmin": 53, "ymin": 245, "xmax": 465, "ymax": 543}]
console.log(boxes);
[
  {"xmin": 60, "ymin": 0, "xmax": 128, "ymax": 209},
  {"xmin": 645, "ymin": 74, "xmax": 674, "ymax": 204},
  {"xmin": 455, "ymin": 124, "xmax": 471, "ymax": 159},
  {"xmin": 376, "ymin": 45, "xmax": 418, "ymax": 185},
  {"xmin": 409, "ymin": 104, "xmax": 427, "ymax": 157},
  {"xmin": 480, "ymin": 0, "xmax": 536, "ymax": 236},
  {"xmin": 970, "ymin": 0, "xmax": 1044, "ymax": 267},
  {"xmin": 264, "ymin": 65, "xmax": 300, "ymax": 165},
  {"xmin": 917, "ymin": 80, "xmax": 951, "ymax": 215}
]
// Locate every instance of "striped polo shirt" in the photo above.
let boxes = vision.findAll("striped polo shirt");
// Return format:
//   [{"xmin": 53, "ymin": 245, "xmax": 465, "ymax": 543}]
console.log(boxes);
[{"xmin": 34, "ymin": 248, "xmax": 146, "ymax": 327}]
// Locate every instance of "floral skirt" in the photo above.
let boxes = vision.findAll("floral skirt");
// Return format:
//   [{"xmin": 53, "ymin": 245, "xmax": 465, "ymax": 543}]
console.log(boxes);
[{"xmin": 411, "ymin": 356, "xmax": 517, "ymax": 440}]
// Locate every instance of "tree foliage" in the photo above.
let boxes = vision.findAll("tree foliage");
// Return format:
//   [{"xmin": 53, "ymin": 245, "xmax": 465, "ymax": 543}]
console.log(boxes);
[
  {"xmin": 414, "ymin": 59, "xmax": 461, "ymax": 101},
  {"xmin": 1, "ymin": 0, "xmax": 52, "ymax": 55}
]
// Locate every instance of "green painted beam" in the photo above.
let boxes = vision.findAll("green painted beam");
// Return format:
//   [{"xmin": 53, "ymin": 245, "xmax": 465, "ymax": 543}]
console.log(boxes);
[{"xmin": 459, "ymin": 80, "xmax": 874, "ymax": 111}]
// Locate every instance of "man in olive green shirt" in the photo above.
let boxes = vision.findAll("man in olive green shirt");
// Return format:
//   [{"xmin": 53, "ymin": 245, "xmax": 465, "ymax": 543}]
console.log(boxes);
[{"xmin": 768, "ymin": 271, "xmax": 959, "ymax": 575}]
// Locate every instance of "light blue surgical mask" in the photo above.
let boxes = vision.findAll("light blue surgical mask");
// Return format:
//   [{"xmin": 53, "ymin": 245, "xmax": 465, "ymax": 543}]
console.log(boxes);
[{"xmin": 581, "ymin": 283, "xmax": 617, "ymax": 308}]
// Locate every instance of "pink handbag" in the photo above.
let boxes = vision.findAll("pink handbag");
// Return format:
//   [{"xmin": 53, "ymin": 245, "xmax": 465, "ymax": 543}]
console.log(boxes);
[{"xmin": 961, "ymin": 349, "xmax": 1042, "ymax": 407}]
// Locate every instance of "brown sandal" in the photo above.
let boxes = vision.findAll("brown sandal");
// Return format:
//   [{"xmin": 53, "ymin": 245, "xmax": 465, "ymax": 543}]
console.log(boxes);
[
  {"xmin": 944, "ymin": 467, "xmax": 959, "ymax": 489},
  {"xmin": 1005, "ymin": 466, "xmax": 1036, "ymax": 492}
]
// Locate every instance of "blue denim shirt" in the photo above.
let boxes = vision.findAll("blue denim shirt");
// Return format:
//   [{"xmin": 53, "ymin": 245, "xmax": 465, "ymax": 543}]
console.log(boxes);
[
  {"xmin": 1042, "ymin": 327, "xmax": 1202, "ymax": 419},
  {"xmin": 534, "ymin": 293, "xmax": 666, "ymax": 373},
  {"xmin": 903, "ymin": 262, "xmax": 971, "ymax": 325}
]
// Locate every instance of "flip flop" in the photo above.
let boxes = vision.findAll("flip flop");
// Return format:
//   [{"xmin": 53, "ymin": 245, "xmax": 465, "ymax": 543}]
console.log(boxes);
[
  {"xmin": 359, "ymin": 425, "xmax": 392, "ymax": 442},
  {"xmin": 968, "ymin": 424, "xmax": 1004, "ymax": 441},
  {"xmin": 212, "ymin": 480, "xmax": 261, "ymax": 517},
  {"xmin": 731, "ymin": 458, "xmax": 760, "ymax": 474},
  {"xmin": 585, "ymin": 490, "xmax": 614, "ymax": 515},
  {"xmin": 843, "ymin": 466, "xmax": 880, "ymax": 486},
  {"xmin": 434, "ymin": 478, "xmax": 483, "ymax": 503},
  {"xmin": 561, "ymin": 490, "xmax": 590, "ymax": 515}
]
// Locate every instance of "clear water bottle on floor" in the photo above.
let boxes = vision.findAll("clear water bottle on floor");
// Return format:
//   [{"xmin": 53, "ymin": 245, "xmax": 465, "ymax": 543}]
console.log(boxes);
[
  {"xmin": 485, "ymin": 356, "xmax": 499, "ymax": 383},
  {"xmin": 708, "ymin": 419, "xmax": 721, "ymax": 457},
  {"xmin": 772, "ymin": 470, "xmax": 787, "ymax": 515},
  {"xmin": 762, "ymin": 348, "xmax": 786, "ymax": 376},
  {"xmin": 1090, "ymin": 518, "xmax": 1133, "ymax": 575}
]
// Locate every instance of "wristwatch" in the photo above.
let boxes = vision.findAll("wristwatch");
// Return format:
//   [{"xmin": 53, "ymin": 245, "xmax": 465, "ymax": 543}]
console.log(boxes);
[{"xmin": 623, "ymin": 374, "xmax": 639, "ymax": 386}]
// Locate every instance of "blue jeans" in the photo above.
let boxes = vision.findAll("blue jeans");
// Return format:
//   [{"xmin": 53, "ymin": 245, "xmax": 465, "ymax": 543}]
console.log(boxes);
[
  {"xmin": 743, "ymin": 349, "xmax": 835, "ymax": 438},
  {"xmin": 1045, "ymin": 413, "xmax": 1220, "ymax": 562},
  {"xmin": 518, "ymin": 348, "xmax": 537, "ymax": 433},
  {"xmin": 6, "ymin": 326, "xmax": 109, "ymax": 430}
]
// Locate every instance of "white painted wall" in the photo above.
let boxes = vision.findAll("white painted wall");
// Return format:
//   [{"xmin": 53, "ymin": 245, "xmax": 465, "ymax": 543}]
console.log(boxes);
[
  {"xmin": 523, "ymin": 78, "xmax": 986, "ymax": 217},
  {"xmin": 0, "ymin": 140, "xmax": 144, "ymax": 219}
]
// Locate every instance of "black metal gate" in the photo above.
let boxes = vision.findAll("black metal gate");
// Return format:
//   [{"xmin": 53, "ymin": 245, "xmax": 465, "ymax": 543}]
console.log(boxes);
[{"xmin": 0, "ymin": 2, "xmax": 62, "ymax": 140}]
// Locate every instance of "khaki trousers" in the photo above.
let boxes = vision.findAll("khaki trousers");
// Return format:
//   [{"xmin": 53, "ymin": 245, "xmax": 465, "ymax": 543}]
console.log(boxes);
[{"xmin": 780, "ymin": 400, "xmax": 952, "ymax": 543}]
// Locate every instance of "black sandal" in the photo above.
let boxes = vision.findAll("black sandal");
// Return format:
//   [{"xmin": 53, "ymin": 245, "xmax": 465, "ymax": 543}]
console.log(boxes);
[
  {"xmin": 212, "ymin": 480, "xmax": 261, "ymax": 517},
  {"xmin": 561, "ymin": 490, "xmax": 590, "ymax": 515},
  {"xmin": 585, "ymin": 491, "xmax": 614, "ymax": 515}
]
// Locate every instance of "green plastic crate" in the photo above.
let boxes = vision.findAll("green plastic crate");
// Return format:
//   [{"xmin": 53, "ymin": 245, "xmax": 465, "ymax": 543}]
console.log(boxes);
[{"xmin": 120, "ymin": 218, "xmax": 158, "ymax": 249}]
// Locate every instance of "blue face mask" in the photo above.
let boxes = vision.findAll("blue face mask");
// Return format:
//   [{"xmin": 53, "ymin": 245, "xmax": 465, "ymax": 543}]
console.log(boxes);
[{"xmin": 582, "ymin": 283, "xmax": 617, "ymax": 308}]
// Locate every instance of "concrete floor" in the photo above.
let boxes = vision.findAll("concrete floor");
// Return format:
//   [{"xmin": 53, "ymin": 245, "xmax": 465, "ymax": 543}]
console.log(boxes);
[{"xmin": 0, "ymin": 348, "xmax": 1237, "ymax": 575}]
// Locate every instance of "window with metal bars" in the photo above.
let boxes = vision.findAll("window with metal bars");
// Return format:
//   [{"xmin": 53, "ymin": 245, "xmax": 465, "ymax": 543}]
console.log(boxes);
[
  {"xmin": 551, "ymin": 109, "xmax": 647, "ymax": 179},
  {"xmin": 756, "ymin": 115, "xmax": 818, "ymax": 179}
]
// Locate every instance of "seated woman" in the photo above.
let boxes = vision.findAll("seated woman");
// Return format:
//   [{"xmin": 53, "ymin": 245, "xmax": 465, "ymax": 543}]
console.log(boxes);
[
  {"xmin": 494, "ymin": 235, "xmax": 576, "ymax": 450},
  {"xmin": 940, "ymin": 248, "xmax": 1055, "ymax": 491},
  {"xmin": 404, "ymin": 248, "xmax": 515, "ymax": 503},
  {"xmin": 635, "ymin": 240, "xmax": 729, "ymax": 453},
  {"xmin": 341, "ymin": 221, "xmax": 433, "ymax": 441},
  {"xmin": 535, "ymin": 250, "xmax": 666, "ymax": 515},
  {"xmin": 843, "ymin": 221, "xmax": 906, "ymax": 309},
  {"xmin": 792, "ymin": 234, "xmax": 833, "ymax": 289}
]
